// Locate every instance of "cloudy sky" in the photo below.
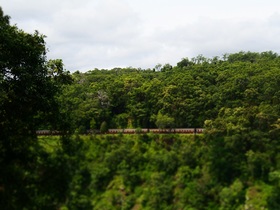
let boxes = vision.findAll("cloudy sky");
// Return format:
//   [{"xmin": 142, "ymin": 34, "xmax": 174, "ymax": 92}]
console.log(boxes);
[{"xmin": 2, "ymin": 0, "xmax": 280, "ymax": 71}]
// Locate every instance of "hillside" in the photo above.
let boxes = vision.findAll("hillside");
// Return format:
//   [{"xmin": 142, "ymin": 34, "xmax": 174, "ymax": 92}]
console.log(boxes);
[{"xmin": 58, "ymin": 51, "xmax": 280, "ymax": 133}]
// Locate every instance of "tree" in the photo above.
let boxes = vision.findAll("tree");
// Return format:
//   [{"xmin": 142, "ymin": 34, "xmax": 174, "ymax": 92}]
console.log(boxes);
[
  {"xmin": 155, "ymin": 112, "xmax": 175, "ymax": 129},
  {"xmin": 161, "ymin": 63, "xmax": 172, "ymax": 72},
  {"xmin": 154, "ymin": 63, "xmax": 162, "ymax": 71},
  {"xmin": 0, "ymin": 7, "xmax": 70, "ymax": 208},
  {"xmin": 177, "ymin": 57, "xmax": 193, "ymax": 68},
  {"xmin": 100, "ymin": 121, "xmax": 108, "ymax": 133}
]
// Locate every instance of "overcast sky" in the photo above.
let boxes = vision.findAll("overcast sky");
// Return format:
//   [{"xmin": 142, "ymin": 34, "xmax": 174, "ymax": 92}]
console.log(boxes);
[{"xmin": 2, "ymin": 0, "xmax": 280, "ymax": 71}]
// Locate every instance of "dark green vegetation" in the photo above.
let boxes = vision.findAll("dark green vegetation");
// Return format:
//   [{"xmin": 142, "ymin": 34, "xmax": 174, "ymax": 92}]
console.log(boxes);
[
  {"xmin": 1, "ymin": 7, "xmax": 280, "ymax": 209},
  {"xmin": 0, "ymin": 8, "xmax": 72, "ymax": 209}
]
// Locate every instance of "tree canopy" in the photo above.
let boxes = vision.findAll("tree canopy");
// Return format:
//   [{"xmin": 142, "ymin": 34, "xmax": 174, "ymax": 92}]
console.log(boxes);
[
  {"xmin": 57, "ymin": 50, "xmax": 280, "ymax": 133},
  {"xmin": 0, "ymin": 7, "xmax": 71, "ymax": 208}
]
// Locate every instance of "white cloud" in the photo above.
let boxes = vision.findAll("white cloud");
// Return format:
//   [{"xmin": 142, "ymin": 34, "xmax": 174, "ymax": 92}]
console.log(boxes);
[{"xmin": 2, "ymin": 0, "xmax": 280, "ymax": 71}]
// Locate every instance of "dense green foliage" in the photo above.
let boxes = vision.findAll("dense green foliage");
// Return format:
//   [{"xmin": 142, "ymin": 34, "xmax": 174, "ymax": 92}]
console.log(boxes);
[
  {"xmin": 36, "ymin": 50, "xmax": 280, "ymax": 209},
  {"xmin": 59, "ymin": 51, "xmax": 280, "ymax": 133},
  {"xmin": 0, "ymin": 8, "xmax": 71, "ymax": 209},
  {"xmin": 37, "ymin": 132, "xmax": 280, "ymax": 210},
  {"xmin": 1, "ymin": 6, "xmax": 280, "ymax": 210}
]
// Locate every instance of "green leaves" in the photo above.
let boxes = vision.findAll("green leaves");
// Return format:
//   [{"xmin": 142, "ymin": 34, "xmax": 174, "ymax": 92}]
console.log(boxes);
[{"xmin": 155, "ymin": 112, "xmax": 175, "ymax": 129}]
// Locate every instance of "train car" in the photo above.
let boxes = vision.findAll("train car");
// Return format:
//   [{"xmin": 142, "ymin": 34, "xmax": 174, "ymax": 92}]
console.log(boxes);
[
  {"xmin": 149, "ymin": 129, "xmax": 159, "ymax": 133},
  {"xmin": 123, "ymin": 129, "xmax": 136, "ymax": 134},
  {"xmin": 36, "ymin": 130, "xmax": 50, "ymax": 135},
  {"xmin": 108, "ymin": 129, "xmax": 123, "ymax": 134},
  {"xmin": 36, "ymin": 130, "xmax": 61, "ymax": 135},
  {"xmin": 140, "ymin": 128, "xmax": 149, "ymax": 133},
  {"xmin": 195, "ymin": 128, "xmax": 204, "ymax": 134},
  {"xmin": 148, "ymin": 129, "xmax": 174, "ymax": 133},
  {"xmin": 175, "ymin": 128, "xmax": 195, "ymax": 133}
]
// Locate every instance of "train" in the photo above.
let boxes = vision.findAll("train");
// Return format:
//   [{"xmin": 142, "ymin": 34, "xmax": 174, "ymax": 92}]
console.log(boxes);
[
  {"xmin": 36, "ymin": 128, "xmax": 204, "ymax": 135},
  {"xmin": 36, "ymin": 130, "xmax": 63, "ymax": 136},
  {"xmin": 106, "ymin": 128, "xmax": 204, "ymax": 134}
]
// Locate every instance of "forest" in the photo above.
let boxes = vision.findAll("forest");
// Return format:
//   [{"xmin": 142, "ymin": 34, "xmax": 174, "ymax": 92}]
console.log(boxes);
[{"xmin": 1, "ymin": 7, "xmax": 280, "ymax": 209}]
